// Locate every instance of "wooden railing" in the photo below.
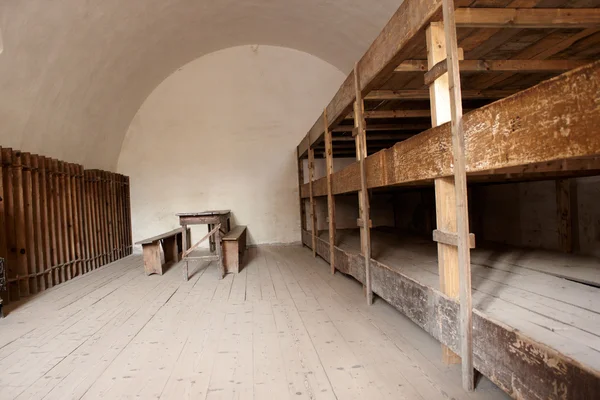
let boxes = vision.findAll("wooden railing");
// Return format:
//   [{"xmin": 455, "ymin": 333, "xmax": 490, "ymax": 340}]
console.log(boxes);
[{"xmin": 0, "ymin": 147, "xmax": 132, "ymax": 304}]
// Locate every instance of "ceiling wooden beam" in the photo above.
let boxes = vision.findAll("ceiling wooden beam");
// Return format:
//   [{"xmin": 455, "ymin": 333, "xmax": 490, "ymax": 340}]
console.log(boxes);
[
  {"xmin": 366, "ymin": 88, "xmax": 518, "ymax": 100},
  {"xmin": 332, "ymin": 123, "xmax": 431, "ymax": 132},
  {"xmin": 455, "ymin": 8, "xmax": 600, "ymax": 29},
  {"xmin": 424, "ymin": 59, "xmax": 590, "ymax": 85}
]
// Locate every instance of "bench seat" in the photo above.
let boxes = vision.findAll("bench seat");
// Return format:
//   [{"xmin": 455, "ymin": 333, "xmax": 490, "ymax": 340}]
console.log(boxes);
[
  {"xmin": 136, "ymin": 227, "xmax": 189, "ymax": 276},
  {"xmin": 222, "ymin": 226, "xmax": 247, "ymax": 274}
]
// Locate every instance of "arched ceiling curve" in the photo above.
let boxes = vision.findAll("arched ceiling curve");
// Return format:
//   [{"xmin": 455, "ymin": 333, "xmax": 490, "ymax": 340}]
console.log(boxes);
[{"xmin": 0, "ymin": 0, "xmax": 400, "ymax": 170}]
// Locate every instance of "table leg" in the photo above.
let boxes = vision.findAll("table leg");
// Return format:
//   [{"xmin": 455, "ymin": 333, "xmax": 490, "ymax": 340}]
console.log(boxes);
[
  {"xmin": 209, "ymin": 224, "xmax": 216, "ymax": 252},
  {"xmin": 216, "ymin": 229, "xmax": 224, "ymax": 279},
  {"xmin": 182, "ymin": 225, "xmax": 188, "ymax": 254}
]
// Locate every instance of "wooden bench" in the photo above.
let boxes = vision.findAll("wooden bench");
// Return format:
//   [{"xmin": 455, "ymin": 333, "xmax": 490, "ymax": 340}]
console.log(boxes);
[
  {"xmin": 136, "ymin": 228, "xmax": 190, "ymax": 276},
  {"xmin": 222, "ymin": 226, "xmax": 247, "ymax": 274}
]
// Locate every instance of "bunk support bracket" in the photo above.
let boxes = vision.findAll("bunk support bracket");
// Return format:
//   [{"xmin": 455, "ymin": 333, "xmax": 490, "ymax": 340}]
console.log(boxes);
[{"xmin": 433, "ymin": 229, "xmax": 475, "ymax": 248}]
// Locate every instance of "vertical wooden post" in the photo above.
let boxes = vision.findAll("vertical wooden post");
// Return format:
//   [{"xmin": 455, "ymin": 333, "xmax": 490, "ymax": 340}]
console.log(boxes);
[
  {"xmin": 426, "ymin": 21, "xmax": 462, "ymax": 366},
  {"xmin": 296, "ymin": 148, "xmax": 307, "ymax": 243},
  {"xmin": 308, "ymin": 147, "xmax": 317, "ymax": 257},
  {"xmin": 1, "ymin": 149, "xmax": 19, "ymax": 301},
  {"xmin": 324, "ymin": 109, "xmax": 336, "ymax": 274},
  {"xmin": 64, "ymin": 163, "xmax": 75, "ymax": 278},
  {"xmin": 51, "ymin": 159, "xmax": 63, "ymax": 284},
  {"xmin": 31, "ymin": 155, "xmax": 46, "ymax": 291},
  {"xmin": 0, "ymin": 148, "xmax": 9, "ymax": 303},
  {"xmin": 13, "ymin": 151, "xmax": 30, "ymax": 296},
  {"xmin": 78, "ymin": 166, "xmax": 89, "ymax": 273},
  {"xmin": 23, "ymin": 153, "xmax": 38, "ymax": 293},
  {"xmin": 353, "ymin": 64, "xmax": 373, "ymax": 306},
  {"xmin": 125, "ymin": 176, "xmax": 132, "ymax": 255},
  {"xmin": 110, "ymin": 173, "xmax": 118, "ymax": 261},
  {"xmin": 556, "ymin": 179, "xmax": 573, "ymax": 253},
  {"xmin": 442, "ymin": 0, "xmax": 475, "ymax": 389},
  {"xmin": 60, "ymin": 161, "xmax": 72, "ymax": 280},
  {"xmin": 72, "ymin": 164, "xmax": 83, "ymax": 276},
  {"xmin": 92, "ymin": 171, "xmax": 102, "ymax": 267},
  {"xmin": 40, "ymin": 156, "xmax": 54, "ymax": 288},
  {"xmin": 99, "ymin": 171, "xmax": 108, "ymax": 265},
  {"xmin": 85, "ymin": 171, "xmax": 95, "ymax": 269}
]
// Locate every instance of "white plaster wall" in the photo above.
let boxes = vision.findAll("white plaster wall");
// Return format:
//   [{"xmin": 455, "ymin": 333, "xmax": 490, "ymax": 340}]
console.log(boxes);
[
  {"xmin": 117, "ymin": 45, "xmax": 345, "ymax": 247},
  {"xmin": 0, "ymin": 0, "xmax": 400, "ymax": 170}
]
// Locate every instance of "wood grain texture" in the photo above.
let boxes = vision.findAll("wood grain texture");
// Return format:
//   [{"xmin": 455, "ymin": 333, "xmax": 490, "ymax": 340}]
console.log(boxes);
[
  {"xmin": 302, "ymin": 230, "xmax": 600, "ymax": 400},
  {"xmin": 297, "ymin": 0, "xmax": 443, "ymax": 156},
  {"xmin": 301, "ymin": 61, "xmax": 600, "ymax": 198}
]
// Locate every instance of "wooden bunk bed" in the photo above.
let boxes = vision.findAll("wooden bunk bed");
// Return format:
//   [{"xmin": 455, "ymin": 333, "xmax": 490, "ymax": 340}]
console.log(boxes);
[{"xmin": 295, "ymin": 0, "xmax": 600, "ymax": 398}]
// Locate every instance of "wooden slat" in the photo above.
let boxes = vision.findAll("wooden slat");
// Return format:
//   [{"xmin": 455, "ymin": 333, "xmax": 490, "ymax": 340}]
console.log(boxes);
[
  {"xmin": 31, "ymin": 155, "xmax": 45, "ymax": 291},
  {"xmin": 455, "ymin": 8, "xmax": 600, "ymax": 28},
  {"xmin": 324, "ymin": 109, "xmax": 336, "ymax": 275},
  {"xmin": 91, "ymin": 171, "xmax": 101, "ymax": 267},
  {"xmin": 1, "ymin": 149, "xmax": 19, "ymax": 301},
  {"xmin": 51, "ymin": 159, "xmax": 63, "ymax": 284},
  {"xmin": 297, "ymin": 0, "xmax": 444, "ymax": 156},
  {"xmin": 0, "ymin": 149, "xmax": 10, "ymax": 303},
  {"xmin": 71, "ymin": 164, "xmax": 82, "ymax": 276},
  {"xmin": 39, "ymin": 156, "xmax": 53, "ymax": 288},
  {"xmin": 366, "ymin": 88, "xmax": 518, "ymax": 100},
  {"xmin": 125, "ymin": 176, "xmax": 132, "ymax": 255},
  {"xmin": 332, "ymin": 123, "xmax": 431, "ymax": 132},
  {"xmin": 301, "ymin": 61, "xmax": 600, "ymax": 198},
  {"xmin": 424, "ymin": 59, "xmax": 589, "ymax": 85},
  {"xmin": 22, "ymin": 153, "xmax": 38, "ymax": 293},
  {"xmin": 13, "ymin": 151, "xmax": 29, "ymax": 296},
  {"xmin": 64, "ymin": 163, "xmax": 75, "ymax": 279}
]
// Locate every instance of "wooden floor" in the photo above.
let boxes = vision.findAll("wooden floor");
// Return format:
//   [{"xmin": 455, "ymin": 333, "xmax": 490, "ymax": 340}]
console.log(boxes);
[{"xmin": 0, "ymin": 245, "xmax": 509, "ymax": 400}]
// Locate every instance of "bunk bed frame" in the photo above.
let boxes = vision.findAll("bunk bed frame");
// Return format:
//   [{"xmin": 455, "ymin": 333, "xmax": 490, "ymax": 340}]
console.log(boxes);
[{"xmin": 295, "ymin": 0, "xmax": 600, "ymax": 398}]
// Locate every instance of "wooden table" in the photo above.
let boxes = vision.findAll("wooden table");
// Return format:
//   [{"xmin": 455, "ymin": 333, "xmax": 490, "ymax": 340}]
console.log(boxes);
[{"xmin": 177, "ymin": 210, "xmax": 231, "ymax": 254}]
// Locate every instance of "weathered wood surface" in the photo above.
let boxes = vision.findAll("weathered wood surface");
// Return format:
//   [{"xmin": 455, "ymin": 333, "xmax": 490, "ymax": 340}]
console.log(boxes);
[
  {"xmin": 302, "ymin": 229, "xmax": 600, "ymax": 400},
  {"xmin": 297, "ymin": 0, "xmax": 444, "ymax": 156},
  {"xmin": 301, "ymin": 62, "xmax": 600, "ymax": 198},
  {"xmin": 0, "ymin": 153, "xmax": 133, "ymax": 304},
  {"xmin": 455, "ymin": 8, "xmax": 600, "ymax": 29}
]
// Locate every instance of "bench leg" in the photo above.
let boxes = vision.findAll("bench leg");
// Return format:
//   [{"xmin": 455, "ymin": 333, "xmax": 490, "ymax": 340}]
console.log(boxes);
[
  {"xmin": 223, "ymin": 241, "xmax": 240, "ymax": 274},
  {"xmin": 142, "ymin": 242, "xmax": 162, "ymax": 276},
  {"xmin": 163, "ymin": 237, "xmax": 179, "ymax": 263},
  {"xmin": 183, "ymin": 260, "xmax": 189, "ymax": 282}
]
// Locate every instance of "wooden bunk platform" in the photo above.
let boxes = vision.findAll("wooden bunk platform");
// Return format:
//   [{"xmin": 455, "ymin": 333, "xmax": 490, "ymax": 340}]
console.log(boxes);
[
  {"xmin": 295, "ymin": 0, "xmax": 600, "ymax": 396},
  {"xmin": 302, "ymin": 229, "xmax": 600, "ymax": 398}
]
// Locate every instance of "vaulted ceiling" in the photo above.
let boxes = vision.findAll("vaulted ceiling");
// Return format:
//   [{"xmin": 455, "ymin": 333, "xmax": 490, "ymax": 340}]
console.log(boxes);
[{"xmin": 0, "ymin": 0, "xmax": 400, "ymax": 169}]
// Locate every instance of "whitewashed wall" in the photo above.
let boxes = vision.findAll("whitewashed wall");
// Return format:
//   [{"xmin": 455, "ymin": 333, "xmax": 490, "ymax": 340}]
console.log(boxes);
[{"xmin": 117, "ymin": 45, "xmax": 345, "ymax": 247}]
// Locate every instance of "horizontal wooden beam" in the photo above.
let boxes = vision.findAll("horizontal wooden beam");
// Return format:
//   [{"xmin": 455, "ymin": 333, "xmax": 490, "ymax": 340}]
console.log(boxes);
[
  {"xmin": 332, "ymin": 123, "xmax": 431, "ymax": 132},
  {"xmin": 297, "ymin": 0, "xmax": 444, "ymax": 157},
  {"xmin": 433, "ymin": 229, "xmax": 476, "ymax": 248},
  {"xmin": 424, "ymin": 59, "xmax": 590, "ymax": 85},
  {"xmin": 303, "ymin": 230, "xmax": 600, "ymax": 400},
  {"xmin": 366, "ymin": 89, "xmax": 518, "ymax": 100},
  {"xmin": 356, "ymin": 218, "xmax": 373, "ymax": 228},
  {"xmin": 301, "ymin": 61, "xmax": 600, "ymax": 198},
  {"xmin": 344, "ymin": 110, "xmax": 431, "ymax": 119},
  {"xmin": 332, "ymin": 133, "xmax": 415, "ymax": 142},
  {"xmin": 394, "ymin": 59, "xmax": 429, "ymax": 72},
  {"xmin": 455, "ymin": 8, "xmax": 600, "ymax": 28}
]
